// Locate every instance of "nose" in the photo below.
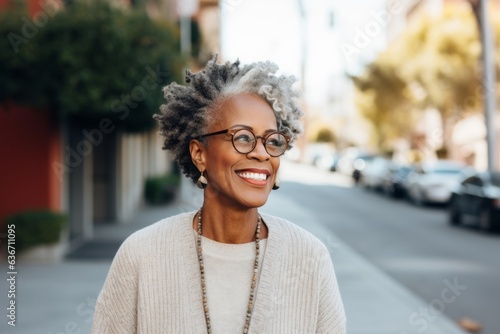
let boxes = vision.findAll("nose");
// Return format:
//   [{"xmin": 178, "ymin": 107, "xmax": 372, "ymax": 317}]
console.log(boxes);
[{"xmin": 247, "ymin": 136, "xmax": 270, "ymax": 161}]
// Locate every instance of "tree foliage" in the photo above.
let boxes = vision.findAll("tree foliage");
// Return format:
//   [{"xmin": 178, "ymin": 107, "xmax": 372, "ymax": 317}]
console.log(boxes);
[
  {"xmin": 400, "ymin": 5, "xmax": 481, "ymax": 116},
  {"xmin": 352, "ymin": 51, "xmax": 416, "ymax": 149},
  {"xmin": 353, "ymin": 4, "xmax": 497, "ymax": 151},
  {"xmin": 314, "ymin": 128, "xmax": 335, "ymax": 143},
  {"xmin": 0, "ymin": 0, "xmax": 185, "ymax": 132}
]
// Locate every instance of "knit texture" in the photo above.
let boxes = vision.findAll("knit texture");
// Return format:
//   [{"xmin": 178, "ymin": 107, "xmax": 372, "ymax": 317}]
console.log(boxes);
[{"xmin": 91, "ymin": 211, "xmax": 346, "ymax": 334}]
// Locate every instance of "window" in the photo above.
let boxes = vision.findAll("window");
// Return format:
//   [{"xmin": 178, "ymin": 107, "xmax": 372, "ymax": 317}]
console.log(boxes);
[
  {"xmin": 490, "ymin": 173, "xmax": 500, "ymax": 187},
  {"xmin": 462, "ymin": 176, "xmax": 483, "ymax": 187}
]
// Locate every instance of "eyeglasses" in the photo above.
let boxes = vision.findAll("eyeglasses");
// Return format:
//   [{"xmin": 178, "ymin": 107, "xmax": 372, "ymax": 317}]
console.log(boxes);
[{"xmin": 198, "ymin": 128, "xmax": 290, "ymax": 157}]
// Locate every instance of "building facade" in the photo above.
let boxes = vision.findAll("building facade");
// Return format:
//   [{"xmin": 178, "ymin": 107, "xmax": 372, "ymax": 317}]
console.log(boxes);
[{"xmin": 0, "ymin": 0, "xmax": 221, "ymax": 257}]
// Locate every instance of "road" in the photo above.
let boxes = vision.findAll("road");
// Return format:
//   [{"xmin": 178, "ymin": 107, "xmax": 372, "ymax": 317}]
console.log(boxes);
[{"xmin": 279, "ymin": 160, "xmax": 500, "ymax": 334}]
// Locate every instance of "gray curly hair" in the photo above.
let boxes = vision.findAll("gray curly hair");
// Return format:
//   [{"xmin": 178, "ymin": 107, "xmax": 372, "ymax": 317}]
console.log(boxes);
[{"xmin": 153, "ymin": 55, "xmax": 303, "ymax": 182}]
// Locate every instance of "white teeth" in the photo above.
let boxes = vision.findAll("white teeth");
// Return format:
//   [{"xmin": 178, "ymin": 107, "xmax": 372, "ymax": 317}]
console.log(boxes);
[{"xmin": 237, "ymin": 172, "xmax": 267, "ymax": 181}]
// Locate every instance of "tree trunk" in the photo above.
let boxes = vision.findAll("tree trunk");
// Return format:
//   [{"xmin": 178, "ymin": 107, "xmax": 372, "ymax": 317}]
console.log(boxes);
[
  {"xmin": 468, "ymin": 0, "xmax": 481, "ymax": 30},
  {"xmin": 440, "ymin": 109, "xmax": 458, "ymax": 161}
]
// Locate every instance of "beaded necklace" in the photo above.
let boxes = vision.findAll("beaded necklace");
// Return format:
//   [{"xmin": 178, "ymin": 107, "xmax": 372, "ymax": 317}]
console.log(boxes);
[{"xmin": 196, "ymin": 209, "xmax": 261, "ymax": 334}]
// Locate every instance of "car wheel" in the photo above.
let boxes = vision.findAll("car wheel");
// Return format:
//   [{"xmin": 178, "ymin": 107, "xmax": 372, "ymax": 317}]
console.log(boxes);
[
  {"xmin": 408, "ymin": 187, "xmax": 416, "ymax": 203},
  {"xmin": 412, "ymin": 189, "xmax": 425, "ymax": 206},
  {"xmin": 448, "ymin": 197, "xmax": 462, "ymax": 226},
  {"xmin": 479, "ymin": 208, "xmax": 498, "ymax": 233}
]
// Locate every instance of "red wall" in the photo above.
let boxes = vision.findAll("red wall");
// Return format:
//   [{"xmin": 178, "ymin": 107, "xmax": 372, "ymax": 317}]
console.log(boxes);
[
  {"xmin": 0, "ymin": 0, "xmax": 43, "ymax": 13},
  {"xmin": 0, "ymin": 103, "xmax": 62, "ymax": 225},
  {"xmin": 0, "ymin": 0, "xmax": 61, "ymax": 227}
]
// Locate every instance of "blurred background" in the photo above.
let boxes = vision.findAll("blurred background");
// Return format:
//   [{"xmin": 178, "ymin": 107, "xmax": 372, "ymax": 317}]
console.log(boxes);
[{"xmin": 0, "ymin": 0, "xmax": 499, "ymax": 333}]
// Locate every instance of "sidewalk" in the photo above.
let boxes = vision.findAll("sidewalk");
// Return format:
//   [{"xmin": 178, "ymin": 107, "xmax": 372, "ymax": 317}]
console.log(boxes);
[
  {"xmin": 264, "ymin": 190, "xmax": 466, "ymax": 334},
  {"xmin": 0, "ymin": 191, "xmax": 466, "ymax": 334}
]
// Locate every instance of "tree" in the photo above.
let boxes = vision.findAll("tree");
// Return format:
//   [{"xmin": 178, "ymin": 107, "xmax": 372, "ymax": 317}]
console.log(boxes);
[
  {"xmin": 399, "ymin": 5, "xmax": 481, "ymax": 156},
  {"xmin": 353, "ymin": 4, "xmax": 486, "ymax": 157},
  {"xmin": 352, "ymin": 51, "xmax": 416, "ymax": 150},
  {"xmin": 0, "ymin": 0, "xmax": 186, "ymax": 132},
  {"xmin": 314, "ymin": 128, "xmax": 336, "ymax": 143}
]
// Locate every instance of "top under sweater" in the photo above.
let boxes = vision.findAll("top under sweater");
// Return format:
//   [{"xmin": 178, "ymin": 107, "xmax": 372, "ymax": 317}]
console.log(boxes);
[{"xmin": 197, "ymin": 231, "xmax": 267, "ymax": 333}]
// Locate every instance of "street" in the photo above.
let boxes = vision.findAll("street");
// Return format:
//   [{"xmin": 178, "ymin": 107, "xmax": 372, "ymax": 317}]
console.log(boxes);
[{"xmin": 279, "ymin": 160, "xmax": 500, "ymax": 334}]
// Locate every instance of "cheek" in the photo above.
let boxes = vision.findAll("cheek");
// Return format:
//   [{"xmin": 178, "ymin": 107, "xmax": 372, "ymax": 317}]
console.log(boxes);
[
  {"xmin": 207, "ymin": 147, "xmax": 241, "ymax": 176},
  {"xmin": 272, "ymin": 158, "xmax": 281, "ymax": 173}
]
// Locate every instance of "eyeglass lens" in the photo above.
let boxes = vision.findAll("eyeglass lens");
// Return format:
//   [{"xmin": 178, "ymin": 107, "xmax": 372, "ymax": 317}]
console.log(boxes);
[{"xmin": 232, "ymin": 129, "xmax": 287, "ymax": 156}]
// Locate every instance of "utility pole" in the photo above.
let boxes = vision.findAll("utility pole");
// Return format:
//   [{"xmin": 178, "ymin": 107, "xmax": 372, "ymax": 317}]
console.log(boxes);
[
  {"xmin": 177, "ymin": 0, "xmax": 198, "ymax": 55},
  {"xmin": 180, "ymin": 17, "xmax": 191, "ymax": 55},
  {"xmin": 479, "ymin": 0, "xmax": 498, "ymax": 171},
  {"xmin": 296, "ymin": 0, "xmax": 308, "ymax": 161},
  {"xmin": 296, "ymin": 0, "xmax": 307, "ymax": 96}
]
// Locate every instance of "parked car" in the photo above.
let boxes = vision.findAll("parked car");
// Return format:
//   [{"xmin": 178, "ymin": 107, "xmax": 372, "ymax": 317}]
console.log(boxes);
[
  {"xmin": 351, "ymin": 153, "xmax": 377, "ymax": 184},
  {"xmin": 315, "ymin": 152, "xmax": 340, "ymax": 172},
  {"xmin": 449, "ymin": 171, "xmax": 500, "ymax": 232},
  {"xmin": 336, "ymin": 148, "xmax": 373, "ymax": 177},
  {"xmin": 308, "ymin": 144, "xmax": 335, "ymax": 166},
  {"xmin": 406, "ymin": 160, "xmax": 467, "ymax": 205},
  {"xmin": 361, "ymin": 157, "xmax": 392, "ymax": 191},
  {"xmin": 382, "ymin": 164, "xmax": 415, "ymax": 198}
]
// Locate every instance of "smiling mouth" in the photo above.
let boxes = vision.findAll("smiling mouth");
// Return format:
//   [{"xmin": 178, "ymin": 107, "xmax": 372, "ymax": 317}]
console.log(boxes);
[{"xmin": 236, "ymin": 172, "xmax": 268, "ymax": 181}]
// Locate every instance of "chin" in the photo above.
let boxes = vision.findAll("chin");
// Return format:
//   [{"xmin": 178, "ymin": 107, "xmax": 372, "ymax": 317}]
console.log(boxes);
[{"xmin": 238, "ymin": 194, "xmax": 270, "ymax": 209}]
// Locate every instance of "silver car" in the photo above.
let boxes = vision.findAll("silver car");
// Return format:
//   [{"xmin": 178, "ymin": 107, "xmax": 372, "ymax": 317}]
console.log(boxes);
[{"xmin": 406, "ymin": 160, "xmax": 468, "ymax": 205}]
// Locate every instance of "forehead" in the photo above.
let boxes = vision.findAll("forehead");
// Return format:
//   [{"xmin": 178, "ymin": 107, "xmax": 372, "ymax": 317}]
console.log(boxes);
[{"xmin": 214, "ymin": 94, "xmax": 277, "ymax": 130}]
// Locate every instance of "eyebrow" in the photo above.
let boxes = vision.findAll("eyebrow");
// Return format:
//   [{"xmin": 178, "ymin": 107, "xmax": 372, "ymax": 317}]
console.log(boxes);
[{"xmin": 229, "ymin": 124, "xmax": 278, "ymax": 134}]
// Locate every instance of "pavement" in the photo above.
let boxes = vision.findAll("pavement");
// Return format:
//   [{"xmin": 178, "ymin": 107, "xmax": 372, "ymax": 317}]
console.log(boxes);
[{"xmin": 0, "ymin": 163, "xmax": 468, "ymax": 334}]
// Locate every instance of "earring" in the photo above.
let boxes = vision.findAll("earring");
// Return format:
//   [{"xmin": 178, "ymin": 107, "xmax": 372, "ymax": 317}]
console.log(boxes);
[
  {"xmin": 272, "ymin": 176, "xmax": 281, "ymax": 190},
  {"xmin": 196, "ymin": 171, "xmax": 208, "ymax": 189}
]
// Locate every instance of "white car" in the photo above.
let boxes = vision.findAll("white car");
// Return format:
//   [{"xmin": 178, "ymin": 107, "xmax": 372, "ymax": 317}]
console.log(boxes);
[
  {"xmin": 406, "ymin": 160, "xmax": 468, "ymax": 205},
  {"xmin": 361, "ymin": 157, "xmax": 392, "ymax": 191}
]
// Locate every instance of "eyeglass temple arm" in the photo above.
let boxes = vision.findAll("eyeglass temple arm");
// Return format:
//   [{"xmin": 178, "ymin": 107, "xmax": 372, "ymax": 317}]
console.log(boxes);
[{"xmin": 198, "ymin": 129, "xmax": 229, "ymax": 139}]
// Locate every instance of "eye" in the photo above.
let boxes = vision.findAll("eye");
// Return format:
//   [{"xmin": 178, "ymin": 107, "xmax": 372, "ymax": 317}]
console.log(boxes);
[
  {"xmin": 266, "ymin": 134, "xmax": 286, "ymax": 147},
  {"xmin": 233, "ymin": 130, "xmax": 254, "ymax": 143},
  {"xmin": 267, "ymin": 138, "xmax": 280, "ymax": 147}
]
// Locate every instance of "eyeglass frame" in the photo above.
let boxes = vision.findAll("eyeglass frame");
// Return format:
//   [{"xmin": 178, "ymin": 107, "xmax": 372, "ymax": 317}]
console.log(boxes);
[{"xmin": 197, "ymin": 127, "xmax": 291, "ymax": 157}]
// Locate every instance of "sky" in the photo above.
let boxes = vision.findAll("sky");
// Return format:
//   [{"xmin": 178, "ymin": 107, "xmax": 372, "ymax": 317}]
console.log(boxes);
[{"xmin": 221, "ymin": 0, "xmax": 387, "ymax": 106}]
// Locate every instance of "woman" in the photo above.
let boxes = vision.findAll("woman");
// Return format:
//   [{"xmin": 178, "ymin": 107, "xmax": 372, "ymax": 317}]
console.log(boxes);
[{"xmin": 91, "ymin": 55, "xmax": 346, "ymax": 333}]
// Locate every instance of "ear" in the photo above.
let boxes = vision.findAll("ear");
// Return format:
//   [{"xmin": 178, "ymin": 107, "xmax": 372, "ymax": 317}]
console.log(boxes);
[{"xmin": 190, "ymin": 139, "xmax": 207, "ymax": 172}]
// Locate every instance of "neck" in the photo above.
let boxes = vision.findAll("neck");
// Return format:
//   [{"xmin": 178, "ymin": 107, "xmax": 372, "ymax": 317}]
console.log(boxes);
[{"xmin": 194, "ymin": 200, "xmax": 267, "ymax": 244}]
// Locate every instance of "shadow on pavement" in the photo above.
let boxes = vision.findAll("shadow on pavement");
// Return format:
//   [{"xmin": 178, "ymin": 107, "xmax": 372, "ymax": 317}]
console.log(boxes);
[{"xmin": 66, "ymin": 241, "xmax": 122, "ymax": 260}]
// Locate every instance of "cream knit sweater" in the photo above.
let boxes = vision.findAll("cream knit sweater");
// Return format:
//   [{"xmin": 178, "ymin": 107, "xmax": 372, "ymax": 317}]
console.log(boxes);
[{"xmin": 91, "ymin": 211, "xmax": 346, "ymax": 334}]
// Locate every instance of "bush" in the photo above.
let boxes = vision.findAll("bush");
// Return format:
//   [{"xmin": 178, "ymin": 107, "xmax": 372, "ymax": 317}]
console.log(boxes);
[
  {"xmin": 4, "ymin": 210, "xmax": 67, "ymax": 253},
  {"xmin": 144, "ymin": 173, "xmax": 180, "ymax": 205}
]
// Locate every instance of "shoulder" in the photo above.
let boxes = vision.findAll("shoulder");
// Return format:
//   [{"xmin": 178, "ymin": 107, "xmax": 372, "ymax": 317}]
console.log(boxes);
[
  {"xmin": 261, "ymin": 213, "xmax": 329, "ymax": 257},
  {"xmin": 118, "ymin": 211, "xmax": 195, "ymax": 254}
]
